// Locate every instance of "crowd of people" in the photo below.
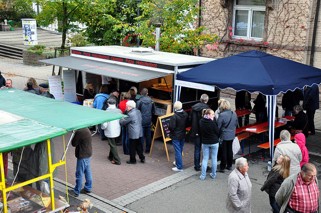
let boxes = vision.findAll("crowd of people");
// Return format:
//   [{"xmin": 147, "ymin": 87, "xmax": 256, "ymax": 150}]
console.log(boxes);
[{"xmin": 1, "ymin": 72, "xmax": 320, "ymax": 211}]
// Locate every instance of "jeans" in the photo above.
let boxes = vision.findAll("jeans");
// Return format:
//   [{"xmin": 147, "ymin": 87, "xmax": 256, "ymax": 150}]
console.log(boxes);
[
  {"xmin": 200, "ymin": 143, "xmax": 219, "ymax": 180},
  {"xmin": 74, "ymin": 158, "xmax": 92, "ymax": 195},
  {"xmin": 269, "ymin": 195, "xmax": 280, "ymax": 213},
  {"xmin": 122, "ymin": 126, "xmax": 129, "ymax": 155},
  {"xmin": 191, "ymin": 136, "xmax": 201, "ymax": 170},
  {"xmin": 172, "ymin": 139, "xmax": 184, "ymax": 169},
  {"xmin": 220, "ymin": 140, "xmax": 233, "ymax": 170},
  {"xmin": 142, "ymin": 125, "xmax": 152, "ymax": 152}
]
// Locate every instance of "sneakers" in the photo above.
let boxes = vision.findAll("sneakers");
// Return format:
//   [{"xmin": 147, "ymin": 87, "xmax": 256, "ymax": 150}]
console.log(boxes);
[
  {"xmin": 173, "ymin": 161, "xmax": 176, "ymax": 167},
  {"xmin": 80, "ymin": 188, "xmax": 91, "ymax": 194},
  {"xmin": 199, "ymin": 175, "xmax": 206, "ymax": 181},
  {"xmin": 68, "ymin": 189, "xmax": 79, "ymax": 197},
  {"xmin": 210, "ymin": 173, "xmax": 216, "ymax": 179},
  {"xmin": 172, "ymin": 167, "xmax": 183, "ymax": 172}
]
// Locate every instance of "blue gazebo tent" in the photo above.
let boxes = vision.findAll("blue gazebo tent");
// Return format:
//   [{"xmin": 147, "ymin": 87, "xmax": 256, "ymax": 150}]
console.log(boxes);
[{"xmin": 176, "ymin": 50, "xmax": 321, "ymax": 159}]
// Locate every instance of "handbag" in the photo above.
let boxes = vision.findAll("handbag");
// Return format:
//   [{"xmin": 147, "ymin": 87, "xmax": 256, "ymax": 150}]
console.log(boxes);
[{"xmin": 232, "ymin": 137, "xmax": 240, "ymax": 156}]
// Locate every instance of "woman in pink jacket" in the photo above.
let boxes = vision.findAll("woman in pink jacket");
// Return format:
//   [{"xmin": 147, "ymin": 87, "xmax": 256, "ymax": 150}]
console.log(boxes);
[{"xmin": 294, "ymin": 133, "xmax": 309, "ymax": 167}]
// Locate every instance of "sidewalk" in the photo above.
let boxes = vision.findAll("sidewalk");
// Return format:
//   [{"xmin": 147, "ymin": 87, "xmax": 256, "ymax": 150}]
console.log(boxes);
[{"xmin": 2, "ymin": 56, "xmax": 321, "ymax": 213}]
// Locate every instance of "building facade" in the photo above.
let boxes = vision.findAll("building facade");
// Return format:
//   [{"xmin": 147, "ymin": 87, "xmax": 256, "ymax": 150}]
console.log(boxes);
[{"xmin": 200, "ymin": 0, "xmax": 321, "ymax": 68}]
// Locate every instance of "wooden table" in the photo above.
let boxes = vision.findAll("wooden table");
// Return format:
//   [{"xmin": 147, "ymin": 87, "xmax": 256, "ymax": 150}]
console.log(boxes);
[{"xmin": 245, "ymin": 121, "xmax": 286, "ymax": 134}]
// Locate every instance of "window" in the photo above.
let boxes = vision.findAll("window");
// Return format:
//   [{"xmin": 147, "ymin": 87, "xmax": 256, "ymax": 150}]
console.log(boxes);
[{"xmin": 233, "ymin": 0, "xmax": 266, "ymax": 40}]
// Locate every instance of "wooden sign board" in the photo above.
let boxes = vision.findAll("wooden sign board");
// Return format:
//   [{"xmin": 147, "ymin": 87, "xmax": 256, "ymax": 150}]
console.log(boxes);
[{"xmin": 150, "ymin": 113, "xmax": 174, "ymax": 161}]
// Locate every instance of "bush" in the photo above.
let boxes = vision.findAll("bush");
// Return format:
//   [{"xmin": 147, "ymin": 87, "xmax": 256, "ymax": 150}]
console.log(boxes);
[
  {"xmin": 68, "ymin": 34, "xmax": 88, "ymax": 47},
  {"xmin": 27, "ymin": 45, "xmax": 46, "ymax": 55}
]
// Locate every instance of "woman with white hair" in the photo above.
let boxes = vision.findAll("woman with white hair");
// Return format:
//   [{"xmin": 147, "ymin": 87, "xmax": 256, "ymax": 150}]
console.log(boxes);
[
  {"xmin": 169, "ymin": 101, "xmax": 188, "ymax": 172},
  {"xmin": 226, "ymin": 157, "xmax": 252, "ymax": 213}
]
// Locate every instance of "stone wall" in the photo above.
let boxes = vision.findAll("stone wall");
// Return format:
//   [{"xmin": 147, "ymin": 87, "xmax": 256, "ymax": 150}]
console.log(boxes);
[
  {"xmin": 200, "ymin": 0, "xmax": 320, "ymax": 67},
  {"xmin": 23, "ymin": 50, "xmax": 48, "ymax": 66}
]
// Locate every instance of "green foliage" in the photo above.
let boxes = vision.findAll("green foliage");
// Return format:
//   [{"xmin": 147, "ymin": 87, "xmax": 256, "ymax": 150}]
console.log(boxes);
[
  {"xmin": 135, "ymin": 0, "xmax": 219, "ymax": 54},
  {"xmin": 27, "ymin": 45, "xmax": 55, "ymax": 58},
  {"xmin": 79, "ymin": 0, "xmax": 138, "ymax": 45},
  {"xmin": 0, "ymin": 0, "xmax": 35, "ymax": 23},
  {"xmin": 68, "ymin": 33, "xmax": 88, "ymax": 47},
  {"xmin": 27, "ymin": 45, "xmax": 46, "ymax": 55}
]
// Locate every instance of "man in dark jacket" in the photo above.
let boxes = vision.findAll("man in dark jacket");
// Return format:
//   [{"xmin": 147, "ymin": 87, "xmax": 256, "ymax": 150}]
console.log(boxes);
[
  {"xmin": 0, "ymin": 71, "xmax": 5, "ymax": 87},
  {"xmin": 190, "ymin": 94, "xmax": 209, "ymax": 171},
  {"xmin": 120, "ymin": 100, "xmax": 145, "ymax": 164},
  {"xmin": 137, "ymin": 88, "xmax": 155, "ymax": 153},
  {"xmin": 303, "ymin": 84, "xmax": 319, "ymax": 135},
  {"xmin": 169, "ymin": 101, "xmax": 188, "ymax": 172},
  {"xmin": 282, "ymin": 89, "xmax": 303, "ymax": 116},
  {"xmin": 235, "ymin": 91, "xmax": 251, "ymax": 127},
  {"xmin": 69, "ymin": 128, "xmax": 93, "ymax": 197}
]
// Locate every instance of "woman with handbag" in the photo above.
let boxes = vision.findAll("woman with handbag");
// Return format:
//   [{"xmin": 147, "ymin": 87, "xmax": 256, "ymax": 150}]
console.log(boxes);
[
  {"xmin": 261, "ymin": 155, "xmax": 291, "ymax": 213},
  {"xmin": 217, "ymin": 99, "xmax": 238, "ymax": 173},
  {"xmin": 199, "ymin": 109, "xmax": 219, "ymax": 180}
]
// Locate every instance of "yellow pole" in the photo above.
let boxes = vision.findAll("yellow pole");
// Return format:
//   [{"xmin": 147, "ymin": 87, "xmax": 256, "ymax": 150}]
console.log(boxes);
[
  {"xmin": 47, "ymin": 139, "xmax": 56, "ymax": 210},
  {"xmin": 0, "ymin": 153, "xmax": 7, "ymax": 213}
]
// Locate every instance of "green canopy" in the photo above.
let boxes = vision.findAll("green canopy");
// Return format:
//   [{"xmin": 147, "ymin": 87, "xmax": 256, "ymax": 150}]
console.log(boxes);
[
  {"xmin": 0, "ymin": 89, "xmax": 123, "ymax": 152},
  {"xmin": 0, "ymin": 118, "xmax": 66, "ymax": 152},
  {"xmin": 0, "ymin": 89, "xmax": 123, "ymax": 131}
]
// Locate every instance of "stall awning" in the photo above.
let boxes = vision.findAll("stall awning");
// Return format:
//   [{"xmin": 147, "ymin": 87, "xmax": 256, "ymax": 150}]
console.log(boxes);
[
  {"xmin": 0, "ymin": 89, "xmax": 123, "ymax": 132},
  {"xmin": 41, "ymin": 56, "xmax": 171, "ymax": 83}
]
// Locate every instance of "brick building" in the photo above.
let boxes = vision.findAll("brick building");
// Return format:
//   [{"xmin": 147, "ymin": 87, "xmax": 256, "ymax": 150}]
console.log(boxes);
[{"xmin": 200, "ymin": 0, "xmax": 321, "ymax": 68}]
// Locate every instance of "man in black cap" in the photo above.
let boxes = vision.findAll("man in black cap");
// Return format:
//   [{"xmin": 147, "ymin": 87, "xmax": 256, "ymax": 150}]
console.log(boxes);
[{"xmin": 39, "ymin": 83, "xmax": 55, "ymax": 99}]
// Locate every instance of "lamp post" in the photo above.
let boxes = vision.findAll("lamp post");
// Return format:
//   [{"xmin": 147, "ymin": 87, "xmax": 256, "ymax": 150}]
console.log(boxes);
[
  {"xmin": 136, "ymin": 0, "xmax": 141, "ymax": 46},
  {"xmin": 154, "ymin": 23, "xmax": 161, "ymax": 51}
]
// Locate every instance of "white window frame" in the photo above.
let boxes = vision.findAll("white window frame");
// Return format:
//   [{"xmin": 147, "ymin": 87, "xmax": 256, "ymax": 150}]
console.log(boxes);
[{"xmin": 232, "ymin": 1, "xmax": 266, "ymax": 40}]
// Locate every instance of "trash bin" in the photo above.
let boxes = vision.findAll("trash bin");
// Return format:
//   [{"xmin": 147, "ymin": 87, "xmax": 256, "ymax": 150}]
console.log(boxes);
[{"xmin": 8, "ymin": 20, "xmax": 14, "ymax": 31}]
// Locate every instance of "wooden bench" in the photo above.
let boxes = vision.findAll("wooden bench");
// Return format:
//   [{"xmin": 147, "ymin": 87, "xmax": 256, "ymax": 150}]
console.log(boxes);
[
  {"xmin": 257, "ymin": 136, "xmax": 294, "ymax": 160},
  {"xmin": 257, "ymin": 136, "xmax": 294, "ymax": 149}
]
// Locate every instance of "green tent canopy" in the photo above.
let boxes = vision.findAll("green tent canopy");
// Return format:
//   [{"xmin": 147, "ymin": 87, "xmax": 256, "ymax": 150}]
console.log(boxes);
[{"xmin": 0, "ymin": 89, "xmax": 123, "ymax": 152}]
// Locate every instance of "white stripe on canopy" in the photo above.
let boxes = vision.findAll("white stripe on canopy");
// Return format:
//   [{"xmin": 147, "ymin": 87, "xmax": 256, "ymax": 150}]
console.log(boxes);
[{"xmin": 267, "ymin": 95, "xmax": 277, "ymax": 159}]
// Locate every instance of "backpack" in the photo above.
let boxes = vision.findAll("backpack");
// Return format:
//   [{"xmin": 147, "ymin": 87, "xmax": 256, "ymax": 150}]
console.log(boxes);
[{"xmin": 102, "ymin": 98, "xmax": 108, "ymax": 110}]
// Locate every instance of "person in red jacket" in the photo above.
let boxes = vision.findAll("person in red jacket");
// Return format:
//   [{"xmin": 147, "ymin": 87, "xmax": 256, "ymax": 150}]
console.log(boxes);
[{"xmin": 294, "ymin": 133, "xmax": 309, "ymax": 167}]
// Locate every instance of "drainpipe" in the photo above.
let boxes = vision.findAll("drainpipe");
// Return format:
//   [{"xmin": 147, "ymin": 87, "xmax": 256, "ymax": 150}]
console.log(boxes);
[
  {"xmin": 197, "ymin": 0, "xmax": 202, "ymax": 56},
  {"xmin": 309, "ymin": 0, "xmax": 320, "ymax": 66}
]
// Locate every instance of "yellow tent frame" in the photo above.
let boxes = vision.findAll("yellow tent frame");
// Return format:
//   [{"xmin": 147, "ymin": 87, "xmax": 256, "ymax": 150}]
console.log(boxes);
[{"xmin": 0, "ymin": 139, "xmax": 67, "ymax": 213}]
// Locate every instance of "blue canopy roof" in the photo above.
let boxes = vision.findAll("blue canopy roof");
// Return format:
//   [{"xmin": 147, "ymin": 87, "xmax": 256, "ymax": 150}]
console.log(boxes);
[{"xmin": 177, "ymin": 50, "xmax": 321, "ymax": 95}]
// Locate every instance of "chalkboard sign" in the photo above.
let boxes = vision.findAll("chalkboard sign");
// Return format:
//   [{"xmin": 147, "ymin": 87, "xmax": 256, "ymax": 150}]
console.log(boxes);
[
  {"xmin": 160, "ymin": 116, "xmax": 172, "ymax": 139},
  {"xmin": 150, "ymin": 113, "xmax": 174, "ymax": 161}
]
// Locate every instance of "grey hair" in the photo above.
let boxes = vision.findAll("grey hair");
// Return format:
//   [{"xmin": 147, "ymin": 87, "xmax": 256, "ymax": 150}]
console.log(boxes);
[
  {"xmin": 200, "ymin": 94, "xmax": 209, "ymax": 103},
  {"xmin": 280, "ymin": 130, "xmax": 291, "ymax": 141},
  {"xmin": 301, "ymin": 162, "xmax": 317, "ymax": 174},
  {"xmin": 235, "ymin": 157, "xmax": 248, "ymax": 169},
  {"xmin": 126, "ymin": 100, "xmax": 136, "ymax": 108}
]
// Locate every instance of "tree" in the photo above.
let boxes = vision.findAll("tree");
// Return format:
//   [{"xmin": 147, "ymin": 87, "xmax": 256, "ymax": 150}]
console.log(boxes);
[
  {"xmin": 79, "ymin": 0, "xmax": 138, "ymax": 45},
  {"xmin": 36, "ymin": 0, "xmax": 82, "ymax": 49},
  {"xmin": 135, "ymin": 0, "xmax": 218, "ymax": 54}
]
